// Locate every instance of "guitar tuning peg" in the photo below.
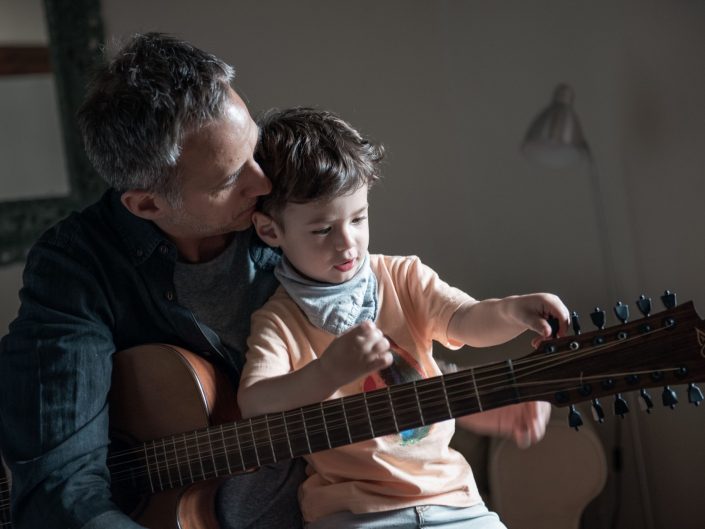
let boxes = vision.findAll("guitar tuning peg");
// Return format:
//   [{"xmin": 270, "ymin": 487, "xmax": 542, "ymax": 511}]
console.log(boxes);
[
  {"xmin": 590, "ymin": 307, "xmax": 606, "ymax": 330},
  {"xmin": 660, "ymin": 290, "xmax": 677, "ymax": 309},
  {"xmin": 639, "ymin": 388, "xmax": 654, "ymax": 413},
  {"xmin": 687, "ymin": 383, "xmax": 704, "ymax": 406},
  {"xmin": 568, "ymin": 405, "xmax": 584, "ymax": 431},
  {"xmin": 662, "ymin": 385, "xmax": 678, "ymax": 409},
  {"xmin": 547, "ymin": 315, "xmax": 560, "ymax": 339},
  {"xmin": 591, "ymin": 398, "xmax": 605, "ymax": 423},
  {"xmin": 613, "ymin": 301, "xmax": 629, "ymax": 324},
  {"xmin": 571, "ymin": 311, "xmax": 581, "ymax": 335},
  {"xmin": 614, "ymin": 393, "xmax": 629, "ymax": 418},
  {"xmin": 636, "ymin": 294, "xmax": 652, "ymax": 317}
]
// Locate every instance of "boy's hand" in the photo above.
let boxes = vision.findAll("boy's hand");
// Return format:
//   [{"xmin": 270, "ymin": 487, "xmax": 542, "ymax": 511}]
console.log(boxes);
[
  {"xmin": 319, "ymin": 320, "xmax": 393, "ymax": 389},
  {"xmin": 456, "ymin": 401, "xmax": 552, "ymax": 448},
  {"xmin": 506, "ymin": 293, "xmax": 571, "ymax": 348}
]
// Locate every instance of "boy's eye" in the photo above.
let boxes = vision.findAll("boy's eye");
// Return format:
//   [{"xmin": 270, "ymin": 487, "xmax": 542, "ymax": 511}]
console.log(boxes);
[
  {"xmin": 311, "ymin": 227, "xmax": 332, "ymax": 235},
  {"xmin": 352, "ymin": 216, "xmax": 367, "ymax": 224}
]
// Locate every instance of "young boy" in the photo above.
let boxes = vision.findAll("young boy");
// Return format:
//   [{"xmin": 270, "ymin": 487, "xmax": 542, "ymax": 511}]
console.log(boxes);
[{"xmin": 237, "ymin": 107, "xmax": 570, "ymax": 528}]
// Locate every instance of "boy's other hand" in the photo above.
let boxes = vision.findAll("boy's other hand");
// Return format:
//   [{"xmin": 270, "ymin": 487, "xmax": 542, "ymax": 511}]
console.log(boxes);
[
  {"xmin": 319, "ymin": 320, "xmax": 393, "ymax": 389},
  {"xmin": 456, "ymin": 401, "xmax": 552, "ymax": 449}
]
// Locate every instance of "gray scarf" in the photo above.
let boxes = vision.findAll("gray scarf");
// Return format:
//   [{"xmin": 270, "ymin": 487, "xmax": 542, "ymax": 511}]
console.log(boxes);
[{"xmin": 274, "ymin": 253, "xmax": 378, "ymax": 335}]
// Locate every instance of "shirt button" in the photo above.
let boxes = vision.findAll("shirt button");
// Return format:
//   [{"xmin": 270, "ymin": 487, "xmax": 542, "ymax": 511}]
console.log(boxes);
[
  {"xmin": 165, "ymin": 290, "xmax": 175, "ymax": 301},
  {"xmin": 135, "ymin": 249, "xmax": 143, "ymax": 257},
  {"xmin": 159, "ymin": 245, "xmax": 169, "ymax": 255}
]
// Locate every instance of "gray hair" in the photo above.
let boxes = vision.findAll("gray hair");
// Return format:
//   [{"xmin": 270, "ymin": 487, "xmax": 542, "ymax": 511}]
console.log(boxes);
[{"xmin": 77, "ymin": 32, "xmax": 235, "ymax": 205}]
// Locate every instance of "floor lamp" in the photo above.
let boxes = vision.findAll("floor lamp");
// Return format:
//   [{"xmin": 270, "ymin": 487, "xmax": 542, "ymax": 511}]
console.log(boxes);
[{"xmin": 521, "ymin": 83, "xmax": 655, "ymax": 529}]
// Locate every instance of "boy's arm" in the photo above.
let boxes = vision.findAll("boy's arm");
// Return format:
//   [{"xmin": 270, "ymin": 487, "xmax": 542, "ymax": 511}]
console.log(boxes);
[
  {"xmin": 446, "ymin": 292, "xmax": 568, "ymax": 447},
  {"xmin": 237, "ymin": 321, "xmax": 392, "ymax": 418},
  {"xmin": 447, "ymin": 293, "xmax": 570, "ymax": 347}
]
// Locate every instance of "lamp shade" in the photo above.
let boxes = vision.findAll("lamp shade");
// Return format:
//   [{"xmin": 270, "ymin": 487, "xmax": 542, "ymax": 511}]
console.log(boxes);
[{"xmin": 522, "ymin": 83, "xmax": 589, "ymax": 168}]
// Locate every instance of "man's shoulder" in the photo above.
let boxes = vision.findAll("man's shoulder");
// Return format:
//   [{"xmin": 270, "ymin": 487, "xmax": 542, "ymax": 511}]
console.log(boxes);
[
  {"xmin": 27, "ymin": 190, "xmax": 136, "ymax": 268},
  {"xmin": 34, "ymin": 192, "xmax": 111, "ymax": 248}
]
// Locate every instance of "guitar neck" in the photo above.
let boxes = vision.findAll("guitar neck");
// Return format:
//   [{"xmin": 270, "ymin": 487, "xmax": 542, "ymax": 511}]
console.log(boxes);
[{"xmin": 109, "ymin": 301, "xmax": 705, "ymax": 496}]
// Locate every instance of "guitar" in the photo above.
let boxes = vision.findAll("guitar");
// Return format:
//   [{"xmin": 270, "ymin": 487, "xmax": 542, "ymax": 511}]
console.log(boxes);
[{"xmin": 5, "ymin": 299, "xmax": 705, "ymax": 529}]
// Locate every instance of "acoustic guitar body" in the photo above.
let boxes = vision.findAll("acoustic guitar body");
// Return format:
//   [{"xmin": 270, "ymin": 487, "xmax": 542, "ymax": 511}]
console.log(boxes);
[{"xmin": 109, "ymin": 344, "xmax": 239, "ymax": 529}]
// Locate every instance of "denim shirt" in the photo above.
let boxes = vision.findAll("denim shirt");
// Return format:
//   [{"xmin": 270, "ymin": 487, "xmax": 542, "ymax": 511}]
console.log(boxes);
[{"xmin": 0, "ymin": 190, "xmax": 297, "ymax": 528}]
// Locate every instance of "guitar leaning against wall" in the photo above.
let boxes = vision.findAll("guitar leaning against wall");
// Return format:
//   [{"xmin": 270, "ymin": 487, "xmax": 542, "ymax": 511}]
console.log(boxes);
[{"xmin": 2, "ymin": 295, "xmax": 704, "ymax": 529}]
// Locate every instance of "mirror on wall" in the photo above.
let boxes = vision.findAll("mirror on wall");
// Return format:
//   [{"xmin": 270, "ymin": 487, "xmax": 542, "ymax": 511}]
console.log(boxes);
[{"xmin": 0, "ymin": 0, "xmax": 105, "ymax": 265}]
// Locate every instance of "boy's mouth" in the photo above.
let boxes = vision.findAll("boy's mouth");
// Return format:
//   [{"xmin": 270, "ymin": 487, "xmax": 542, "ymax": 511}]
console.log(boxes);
[{"xmin": 334, "ymin": 258, "xmax": 356, "ymax": 272}]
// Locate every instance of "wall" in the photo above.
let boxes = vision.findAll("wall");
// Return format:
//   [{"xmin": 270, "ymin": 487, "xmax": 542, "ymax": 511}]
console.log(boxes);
[{"xmin": 1, "ymin": 1, "xmax": 703, "ymax": 528}]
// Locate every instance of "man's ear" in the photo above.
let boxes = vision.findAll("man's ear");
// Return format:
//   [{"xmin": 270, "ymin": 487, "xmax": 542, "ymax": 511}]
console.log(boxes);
[
  {"xmin": 252, "ymin": 211, "xmax": 281, "ymax": 247},
  {"xmin": 120, "ymin": 190, "xmax": 168, "ymax": 220}
]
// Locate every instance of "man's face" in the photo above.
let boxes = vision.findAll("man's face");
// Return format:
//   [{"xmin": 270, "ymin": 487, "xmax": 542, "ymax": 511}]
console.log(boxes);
[
  {"xmin": 273, "ymin": 186, "xmax": 370, "ymax": 284},
  {"xmin": 156, "ymin": 88, "xmax": 270, "ymax": 241}
]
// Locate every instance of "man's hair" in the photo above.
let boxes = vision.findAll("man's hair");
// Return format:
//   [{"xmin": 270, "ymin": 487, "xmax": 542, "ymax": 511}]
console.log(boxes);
[
  {"xmin": 256, "ymin": 107, "xmax": 385, "ymax": 222},
  {"xmin": 77, "ymin": 32, "xmax": 235, "ymax": 204}
]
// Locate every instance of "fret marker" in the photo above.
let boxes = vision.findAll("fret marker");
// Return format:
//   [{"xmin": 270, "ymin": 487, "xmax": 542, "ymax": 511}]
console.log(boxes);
[
  {"xmin": 320, "ymin": 402, "xmax": 332, "ymax": 449},
  {"xmin": 282, "ymin": 411, "xmax": 294, "ymax": 458},
  {"xmin": 440, "ymin": 375, "xmax": 453, "ymax": 418},
  {"xmin": 182, "ymin": 432, "xmax": 195, "ymax": 481},
  {"xmin": 506, "ymin": 359, "xmax": 521, "ymax": 403},
  {"xmin": 206, "ymin": 428, "xmax": 218, "ymax": 477},
  {"xmin": 341, "ymin": 399, "xmax": 353, "ymax": 444},
  {"xmin": 249, "ymin": 420, "xmax": 262, "ymax": 466},
  {"xmin": 193, "ymin": 431, "xmax": 206, "ymax": 480},
  {"xmin": 301, "ymin": 408, "xmax": 313, "ymax": 454},
  {"xmin": 413, "ymin": 380, "xmax": 426, "ymax": 426},
  {"xmin": 264, "ymin": 414, "xmax": 277, "ymax": 461},
  {"xmin": 219, "ymin": 424, "xmax": 233, "ymax": 474},
  {"xmin": 234, "ymin": 423, "xmax": 246, "ymax": 470},
  {"xmin": 470, "ymin": 367, "xmax": 484, "ymax": 412},
  {"xmin": 386, "ymin": 387, "xmax": 400, "ymax": 431},
  {"xmin": 362, "ymin": 392, "xmax": 376, "ymax": 436},
  {"xmin": 151, "ymin": 441, "xmax": 165, "ymax": 491},
  {"xmin": 143, "ymin": 443, "xmax": 155, "ymax": 493}
]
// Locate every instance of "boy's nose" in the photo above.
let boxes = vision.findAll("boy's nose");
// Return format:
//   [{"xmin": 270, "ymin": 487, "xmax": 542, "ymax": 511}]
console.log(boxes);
[{"xmin": 335, "ymin": 227, "xmax": 354, "ymax": 251}]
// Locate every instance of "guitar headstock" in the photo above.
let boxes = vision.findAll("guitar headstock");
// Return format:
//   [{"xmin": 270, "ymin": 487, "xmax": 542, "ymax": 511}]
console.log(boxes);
[{"xmin": 518, "ymin": 293, "xmax": 705, "ymax": 429}]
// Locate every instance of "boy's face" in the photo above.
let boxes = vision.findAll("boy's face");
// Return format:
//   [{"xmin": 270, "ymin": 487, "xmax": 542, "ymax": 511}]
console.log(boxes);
[{"xmin": 258, "ymin": 185, "xmax": 370, "ymax": 284}]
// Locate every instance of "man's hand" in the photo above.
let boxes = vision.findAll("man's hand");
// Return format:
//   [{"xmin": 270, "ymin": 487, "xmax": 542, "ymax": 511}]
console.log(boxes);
[
  {"xmin": 456, "ymin": 401, "xmax": 552, "ymax": 449},
  {"xmin": 319, "ymin": 321, "xmax": 393, "ymax": 389}
]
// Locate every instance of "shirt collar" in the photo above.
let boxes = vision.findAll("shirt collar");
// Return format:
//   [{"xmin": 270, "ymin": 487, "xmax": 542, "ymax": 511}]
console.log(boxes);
[
  {"xmin": 107, "ymin": 189, "xmax": 171, "ymax": 266},
  {"xmin": 106, "ymin": 189, "xmax": 281, "ymax": 270}
]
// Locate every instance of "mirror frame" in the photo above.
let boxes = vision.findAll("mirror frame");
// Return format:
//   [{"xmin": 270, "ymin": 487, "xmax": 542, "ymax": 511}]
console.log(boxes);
[{"xmin": 0, "ymin": 0, "xmax": 105, "ymax": 265}]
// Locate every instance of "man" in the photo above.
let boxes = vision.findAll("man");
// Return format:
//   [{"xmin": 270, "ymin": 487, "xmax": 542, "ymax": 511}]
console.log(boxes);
[{"xmin": 0, "ymin": 33, "xmax": 306, "ymax": 529}]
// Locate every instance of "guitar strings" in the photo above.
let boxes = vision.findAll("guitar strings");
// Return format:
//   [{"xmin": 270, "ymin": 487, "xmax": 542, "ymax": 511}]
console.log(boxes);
[
  {"xmin": 106, "ymin": 325, "xmax": 670, "ymax": 483},
  {"xmin": 107, "ymin": 368, "xmax": 640, "ymax": 481},
  {"xmin": 109, "ymin": 364, "xmax": 679, "ymax": 491},
  {"xmin": 107, "ymin": 325, "xmax": 675, "ymax": 488}
]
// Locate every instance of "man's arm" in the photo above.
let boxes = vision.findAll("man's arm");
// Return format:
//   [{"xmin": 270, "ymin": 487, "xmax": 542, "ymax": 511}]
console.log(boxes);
[{"xmin": 0, "ymin": 240, "xmax": 144, "ymax": 529}]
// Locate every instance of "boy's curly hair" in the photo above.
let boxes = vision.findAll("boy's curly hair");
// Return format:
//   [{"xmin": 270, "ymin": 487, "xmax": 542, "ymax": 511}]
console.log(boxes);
[{"xmin": 256, "ymin": 107, "xmax": 384, "ymax": 222}]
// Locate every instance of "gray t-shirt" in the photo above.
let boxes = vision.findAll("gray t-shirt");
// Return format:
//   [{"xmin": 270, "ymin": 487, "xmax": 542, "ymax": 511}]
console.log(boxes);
[
  {"xmin": 173, "ymin": 228, "xmax": 279, "ymax": 371},
  {"xmin": 172, "ymin": 228, "xmax": 305, "ymax": 529}
]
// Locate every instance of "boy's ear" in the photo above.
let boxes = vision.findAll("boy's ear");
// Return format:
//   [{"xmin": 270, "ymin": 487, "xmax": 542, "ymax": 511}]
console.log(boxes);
[
  {"xmin": 252, "ymin": 211, "xmax": 281, "ymax": 247},
  {"xmin": 120, "ymin": 190, "xmax": 168, "ymax": 220}
]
